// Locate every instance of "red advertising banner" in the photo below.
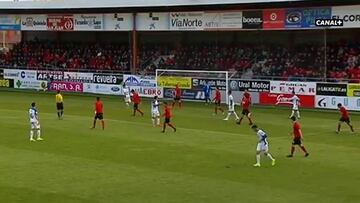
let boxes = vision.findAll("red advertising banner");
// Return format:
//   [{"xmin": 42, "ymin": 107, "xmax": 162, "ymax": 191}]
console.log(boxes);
[
  {"xmin": 259, "ymin": 92, "xmax": 315, "ymax": 108},
  {"xmin": 47, "ymin": 15, "xmax": 74, "ymax": 31},
  {"xmin": 50, "ymin": 81, "xmax": 83, "ymax": 92},
  {"xmin": 263, "ymin": 9, "xmax": 285, "ymax": 29}
]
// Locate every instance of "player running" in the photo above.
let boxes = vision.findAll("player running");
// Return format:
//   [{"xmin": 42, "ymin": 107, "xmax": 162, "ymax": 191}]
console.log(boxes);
[
  {"xmin": 172, "ymin": 84, "xmax": 182, "ymax": 108},
  {"xmin": 223, "ymin": 90, "xmax": 239, "ymax": 121},
  {"xmin": 55, "ymin": 90, "xmax": 64, "ymax": 119},
  {"xmin": 123, "ymin": 83, "xmax": 131, "ymax": 107},
  {"xmin": 237, "ymin": 95, "xmax": 253, "ymax": 125},
  {"xmin": 287, "ymin": 116, "xmax": 309, "ymax": 157},
  {"xmin": 251, "ymin": 125, "xmax": 276, "ymax": 167},
  {"xmin": 151, "ymin": 96, "xmax": 161, "ymax": 127},
  {"xmin": 162, "ymin": 102, "xmax": 176, "ymax": 133},
  {"xmin": 29, "ymin": 102, "xmax": 43, "ymax": 142},
  {"xmin": 131, "ymin": 89, "xmax": 144, "ymax": 116},
  {"xmin": 92, "ymin": 97, "xmax": 105, "ymax": 130},
  {"xmin": 287, "ymin": 91, "xmax": 301, "ymax": 119},
  {"xmin": 213, "ymin": 87, "xmax": 224, "ymax": 115},
  {"xmin": 336, "ymin": 103, "xmax": 355, "ymax": 134},
  {"xmin": 203, "ymin": 82, "xmax": 212, "ymax": 105}
]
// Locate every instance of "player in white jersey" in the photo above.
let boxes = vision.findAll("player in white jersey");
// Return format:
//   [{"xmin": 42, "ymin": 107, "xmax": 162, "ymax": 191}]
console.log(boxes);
[
  {"xmin": 123, "ymin": 83, "xmax": 131, "ymax": 106},
  {"xmin": 29, "ymin": 102, "xmax": 43, "ymax": 142},
  {"xmin": 151, "ymin": 96, "xmax": 161, "ymax": 127},
  {"xmin": 288, "ymin": 91, "xmax": 301, "ymax": 119},
  {"xmin": 251, "ymin": 125, "xmax": 275, "ymax": 167},
  {"xmin": 223, "ymin": 90, "xmax": 240, "ymax": 121}
]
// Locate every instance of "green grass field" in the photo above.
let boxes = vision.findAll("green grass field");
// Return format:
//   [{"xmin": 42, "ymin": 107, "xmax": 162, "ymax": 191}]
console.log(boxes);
[{"xmin": 1, "ymin": 90, "xmax": 360, "ymax": 203}]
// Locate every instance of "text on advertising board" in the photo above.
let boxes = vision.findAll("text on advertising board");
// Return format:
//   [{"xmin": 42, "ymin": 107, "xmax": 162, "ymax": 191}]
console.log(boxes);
[
  {"xmin": 270, "ymin": 81, "xmax": 316, "ymax": 95},
  {"xmin": 50, "ymin": 81, "xmax": 83, "ymax": 92},
  {"xmin": 316, "ymin": 96, "xmax": 360, "ymax": 111},
  {"xmin": 316, "ymin": 83, "xmax": 347, "ymax": 96},
  {"xmin": 0, "ymin": 79, "xmax": 14, "ymax": 88},
  {"xmin": 157, "ymin": 76, "xmax": 192, "ymax": 89},
  {"xmin": 93, "ymin": 74, "xmax": 122, "ymax": 84},
  {"xmin": 230, "ymin": 80, "xmax": 270, "ymax": 92},
  {"xmin": 347, "ymin": 84, "xmax": 360, "ymax": 97},
  {"xmin": 47, "ymin": 15, "xmax": 74, "ymax": 31}
]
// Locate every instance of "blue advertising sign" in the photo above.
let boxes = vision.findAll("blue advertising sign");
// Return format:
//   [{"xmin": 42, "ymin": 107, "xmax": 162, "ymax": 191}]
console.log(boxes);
[
  {"xmin": 301, "ymin": 7, "xmax": 332, "ymax": 28},
  {"xmin": 0, "ymin": 15, "xmax": 21, "ymax": 30},
  {"xmin": 285, "ymin": 9, "xmax": 303, "ymax": 28},
  {"xmin": 285, "ymin": 7, "xmax": 332, "ymax": 28}
]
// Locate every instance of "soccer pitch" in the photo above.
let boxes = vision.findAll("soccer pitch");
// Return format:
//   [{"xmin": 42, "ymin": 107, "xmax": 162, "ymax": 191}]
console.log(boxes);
[{"xmin": 0, "ymin": 90, "xmax": 359, "ymax": 203}]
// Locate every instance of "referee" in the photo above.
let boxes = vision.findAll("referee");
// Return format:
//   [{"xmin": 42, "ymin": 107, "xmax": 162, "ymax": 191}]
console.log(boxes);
[{"xmin": 55, "ymin": 90, "xmax": 64, "ymax": 119}]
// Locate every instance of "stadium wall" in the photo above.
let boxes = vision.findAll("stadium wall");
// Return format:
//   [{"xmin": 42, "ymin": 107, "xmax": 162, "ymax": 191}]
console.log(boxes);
[{"xmin": 1, "ymin": 68, "xmax": 359, "ymax": 111}]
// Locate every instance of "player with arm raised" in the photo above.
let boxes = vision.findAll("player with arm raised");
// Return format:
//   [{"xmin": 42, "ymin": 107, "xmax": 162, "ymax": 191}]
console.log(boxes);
[
  {"xmin": 223, "ymin": 90, "xmax": 239, "ymax": 121},
  {"xmin": 336, "ymin": 103, "xmax": 355, "ymax": 134},
  {"xmin": 213, "ymin": 87, "xmax": 224, "ymax": 115},
  {"xmin": 29, "ymin": 102, "xmax": 43, "ymax": 142},
  {"xmin": 287, "ymin": 116, "xmax": 309, "ymax": 157},
  {"xmin": 251, "ymin": 125, "xmax": 276, "ymax": 167},
  {"xmin": 288, "ymin": 91, "xmax": 301, "ymax": 119},
  {"xmin": 151, "ymin": 96, "xmax": 161, "ymax": 127}
]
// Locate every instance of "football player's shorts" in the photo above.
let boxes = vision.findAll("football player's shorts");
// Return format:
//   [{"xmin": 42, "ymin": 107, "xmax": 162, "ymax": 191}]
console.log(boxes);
[
  {"xmin": 256, "ymin": 142, "xmax": 268, "ymax": 152},
  {"xmin": 30, "ymin": 121, "xmax": 41, "ymax": 129}
]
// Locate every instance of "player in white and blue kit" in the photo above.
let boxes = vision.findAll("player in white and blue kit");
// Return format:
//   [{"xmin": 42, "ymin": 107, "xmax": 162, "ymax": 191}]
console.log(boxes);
[
  {"xmin": 223, "ymin": 90, "xmax": 239, "ymax": 121},
  {"xmin": 151, "ymin": 96, "xmax": 161, "ymax": 127},
  {"xmin": 29, "ymin": 102, "xmax": 43, "ymax": 142},
  {"xmin": 288, "ymin": 91, "xmax": 301, "ymax": 119},
  {"xmin": 251, "ymin": 125, "xmax": 275, "ymax": 167},
  {"xmin": 123, "ymin": 83, "xmax": 131, "ymax": 106}
]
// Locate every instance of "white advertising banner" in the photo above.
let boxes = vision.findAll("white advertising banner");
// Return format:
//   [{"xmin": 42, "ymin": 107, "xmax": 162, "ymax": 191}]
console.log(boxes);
[
  {"xmin": 332, "ymin": 5, "xmax": 360, "ymax": 28},
  {"xmin": 83, "ymin": 83, "xmax": 123, "ymax": 95},
  {"xmin": 169, "ymin": 12, "xmax": 205, "ymax": 30},
  {"xmin": 136, "ymin": 12, "xmax": 169, "ymax": 30},
  {"xmin": 128, "ymin": 86, "xmax": 164, "ymax": 98},
  {"xmin": 64, "ymin": 72, "xmax": 93, "ymax": 82},
  {"xmin": 270, "ymin": 81, "xmax": 317, "ymax": 95},
  {"xmin": 21, "ymin": 15, "xmax": 47, "ymax": 30},
  {"xmin": 204, "ymin": 11, "xmax": 242, "ymax": 30},
  {"xmin": 14, "ymin": 79, "xmax": 47, "ymax": 90},
  {"xmin": 103, "ymin": 13, "xmax": 133, "ymax": 31},
  {"xmin": 74, "ymin": 14, "xmax": 103, "ymax": 30},
  {"xmin": 4, "ymin": 69, "xmax": 37, "ymax": 81},
  {"xmin": 123, "ymin": 74, "xmax": 156, "ymax": 87},
  {"xmin": 315, "ymin": 96, "xmax": 360, "ymax": 111}
]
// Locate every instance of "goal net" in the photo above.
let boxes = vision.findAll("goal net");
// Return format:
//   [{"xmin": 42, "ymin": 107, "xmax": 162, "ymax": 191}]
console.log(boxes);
[{"xmin": 155, "ymin": 69, "xmax": 229, "ymax": 104}]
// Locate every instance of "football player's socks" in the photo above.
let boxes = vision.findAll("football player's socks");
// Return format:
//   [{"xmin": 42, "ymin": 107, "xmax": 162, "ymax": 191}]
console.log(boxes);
[
  {"xmin": 152, "ymin": 119, "xmax": 155, "ymax": 126},
  {"xmin": 267, "ymin": 153, "xmax": 275, "ymax": 161},
  {"xmin": 291, "ymin": 146, "xmax": 295, "ymax": 155},
  {"xmin": 337, "ymin": 124, "xmax": 341, "ymax": 132},
  {"xmin": 156, "ymin": 118, "xmax": 160, "ymax": 125},
  {"xmin": 37, "ymin": 130, "xmax": 41, "ymax": 138},
  {"xmin": 30, "ymin": 131, "xmax": 34, "ymax": 140},
  {"xmin": 300, "ymin": 146, "xmax": 307, "ymax": 154},
  {"xmin": 256, "ymin": 154, "xmax": 261, "ymax": 164}
]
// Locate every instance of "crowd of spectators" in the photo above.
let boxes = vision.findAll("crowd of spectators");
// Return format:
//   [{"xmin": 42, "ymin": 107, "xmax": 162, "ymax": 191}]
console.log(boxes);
[
  {"xmin": 0, "ymin": 41, "xmax": 130, "ymax": 72},
  {"xmin": 0, "ymin": 40, "xmax": 359, "ymax": 81}
]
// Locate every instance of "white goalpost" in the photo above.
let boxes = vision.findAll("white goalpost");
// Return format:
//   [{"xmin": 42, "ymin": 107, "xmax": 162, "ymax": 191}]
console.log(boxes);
[{"xmin": 155, "ymin": 69, "xmax": 229, "ymax": 104}]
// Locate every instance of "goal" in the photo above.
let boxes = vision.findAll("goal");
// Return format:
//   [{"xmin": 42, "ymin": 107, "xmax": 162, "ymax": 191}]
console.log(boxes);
[{"xmin": 155, "ymin": 69, "xmax": 229, "ymax": 104}]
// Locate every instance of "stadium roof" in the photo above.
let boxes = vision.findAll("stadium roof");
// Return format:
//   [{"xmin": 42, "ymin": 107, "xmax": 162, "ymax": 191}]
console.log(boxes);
[{"xmin": 0, "ymin": 0, "xmax": 356, "ymax": 13}]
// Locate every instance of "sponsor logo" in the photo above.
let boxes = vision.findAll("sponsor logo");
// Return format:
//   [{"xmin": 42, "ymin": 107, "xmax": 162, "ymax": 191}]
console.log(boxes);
[
  {"xmin": 315, "ymin": 19, "xmax": 344, "ymax": 27},
  {"xmin": 75, "ymin": 14, "xmax": 102, "ymax": 29},
  {"xmin": 317, "ymin": 97, "xmax": 326, "ymax": 107},
  {"xmin": 286, "ymin": 11, "xmax": 302, "ymax": 24},
  {"xmin": 125, "ymin": 75, "xmax": 140, "ymax": 85},
  {"xmin": 0, "ymin": 79, "xmax": 13, "ymax": 88},
  {"xmin": 22, "ymin": 17, "xmax": 46, "ymax": 27},
  {"xmin": 242, "ymin": 11, "xmax": 263, "ymax": 29},
  {"xmin": 93, "ymin": 74, "xmax": 121, "ymax": 84},
  {"xmin": 333, "ymin": 14, "xmax": 360, "ymax": 22},
  {"xmin": 111, "ymin": 86, "xmax": 120, "ymax": 92}
]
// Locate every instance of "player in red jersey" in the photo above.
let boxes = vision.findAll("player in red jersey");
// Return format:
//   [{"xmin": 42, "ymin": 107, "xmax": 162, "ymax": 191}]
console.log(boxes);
[
  {"xmin": 287, "ymin": 116, "xmax": 309, "ymax": 157},
  {"xmin": 237, "ymin": 96, "xmax": 253, "ymax": 125},
  {"xmin": 212, "ymin": 87, "xmax": 224, "ymax": 115},
  {"xmin": 92, "ymin": 97, "xmax": 105, "ymax": 130},
  {"xmin": 172, "ymin": 84, "xmax": 182, "ymax": 108},
  {"xmin": 337, "ymin": 103, "xmax": 354, "ymax": 134},
  {"xmin": 131, "ymin": 89, "xmax": 144, "ymax": 116},
  {"xmin": 162, "ymin": 102, "xmax": 176, "ymax": 133},
  {"xmin": 243, "ymin": 89, "xmax": 252, "ymax": 103}
]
